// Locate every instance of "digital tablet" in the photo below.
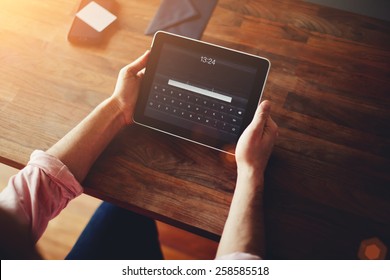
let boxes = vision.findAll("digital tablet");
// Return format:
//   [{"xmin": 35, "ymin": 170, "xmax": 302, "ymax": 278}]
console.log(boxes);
[{"xmin": 133, "ymin": 31, "xmax": 270, "ymax": 154}]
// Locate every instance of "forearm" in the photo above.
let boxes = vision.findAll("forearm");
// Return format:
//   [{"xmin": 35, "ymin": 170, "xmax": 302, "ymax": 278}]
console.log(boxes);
[
  {"xmin": 217, "ymin": 168, "xmax": 266, "ymax": 258},
  {"xmin": 46, "ymin": 97, "xmax": 126, "ymax": 183}
]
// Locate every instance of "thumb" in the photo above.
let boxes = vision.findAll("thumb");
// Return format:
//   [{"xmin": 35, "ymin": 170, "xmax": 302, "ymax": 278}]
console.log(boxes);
[
  {"xmin": 124, "ymin": 50, "xmax": 150, "ymax": 78},
  {"xmin": 250, "ymin": 100, "xmax": 271, "ymax": 135}
]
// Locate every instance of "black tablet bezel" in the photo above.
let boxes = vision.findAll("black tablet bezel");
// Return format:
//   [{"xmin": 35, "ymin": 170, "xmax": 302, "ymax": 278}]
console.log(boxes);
[{"xmin": 133, "ymin": 31, "xmax": 270, "ymax": 154}]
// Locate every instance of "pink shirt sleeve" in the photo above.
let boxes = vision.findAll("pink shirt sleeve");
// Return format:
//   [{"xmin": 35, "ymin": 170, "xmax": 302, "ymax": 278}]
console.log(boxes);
[{"xmin": 0, "ymin": 150, "xmax": 83, "ymax": 243}]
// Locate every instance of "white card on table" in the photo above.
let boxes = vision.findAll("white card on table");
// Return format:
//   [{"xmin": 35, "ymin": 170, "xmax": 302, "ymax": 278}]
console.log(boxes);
[{"xmin": 76, "ymin": 1, "xmax": 117, "ymax": 32}]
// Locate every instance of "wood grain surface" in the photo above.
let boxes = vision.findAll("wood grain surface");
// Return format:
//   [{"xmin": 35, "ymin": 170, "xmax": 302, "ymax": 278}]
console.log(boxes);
[{"xmin": 0, "ymin": 0, "xmax": 389, "ymax": 259}]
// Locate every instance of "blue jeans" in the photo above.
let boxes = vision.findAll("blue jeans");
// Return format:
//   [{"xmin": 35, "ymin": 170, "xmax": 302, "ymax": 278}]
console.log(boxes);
[{"xmin": 66, "ymin": 202, "xmax": 163, "ymax": 260}]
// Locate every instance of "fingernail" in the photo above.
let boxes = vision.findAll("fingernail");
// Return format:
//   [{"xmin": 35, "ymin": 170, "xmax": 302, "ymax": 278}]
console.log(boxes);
[{"xmin": 262, "ymin": 101, "xmax": 271, "ymax": 112}]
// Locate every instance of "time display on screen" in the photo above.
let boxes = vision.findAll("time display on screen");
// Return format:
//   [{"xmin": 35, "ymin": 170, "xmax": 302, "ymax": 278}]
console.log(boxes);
[{"xmin": 200, "ymin": 56, "xmax": 216, "ymax": 65}]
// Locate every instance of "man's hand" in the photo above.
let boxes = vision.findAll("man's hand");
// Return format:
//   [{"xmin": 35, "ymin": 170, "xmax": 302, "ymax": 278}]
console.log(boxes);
[
  {"xmin": 235, "ymin": 100, "xmax": 278, "ymax": 177},
  {"xmin": 112, "ymin": 51, "xmax": 150, "ymax": 125}
]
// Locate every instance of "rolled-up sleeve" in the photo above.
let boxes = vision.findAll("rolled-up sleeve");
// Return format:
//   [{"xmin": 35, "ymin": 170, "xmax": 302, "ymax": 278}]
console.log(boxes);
[{"xmin": 0, "ymin": 150, "xmax": 83, "ymax": 242}]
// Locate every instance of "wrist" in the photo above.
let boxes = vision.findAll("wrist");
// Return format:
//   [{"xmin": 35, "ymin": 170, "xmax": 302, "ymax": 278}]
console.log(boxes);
[
  {"xmin": 106, "ymin": 96, "xmax": 130, "ymax": 127},
  {"xmin": 237, "ymin": 165, "xmax": 264, "ymax": 181},
  {"xmin": 236, "ymin": 165, "xmax": 265, "ymax": 191}
]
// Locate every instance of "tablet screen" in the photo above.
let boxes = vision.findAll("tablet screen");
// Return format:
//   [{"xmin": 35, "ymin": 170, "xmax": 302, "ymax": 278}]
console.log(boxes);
[{"xmin": 134, "ymin": 31, "xmax": 270, "ymax": 154}]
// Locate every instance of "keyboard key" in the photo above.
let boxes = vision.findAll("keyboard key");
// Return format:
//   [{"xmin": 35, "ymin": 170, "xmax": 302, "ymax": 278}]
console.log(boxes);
[
  {"xmin": 220, "ymin": 104, "xmax": 229, "ymax": 113},
  {"xmin": 216, "ymin": 121, "xmax": 226, "ymax": 130},
  {"xmin": 236, "ymin": 109, "xmax": 244, "ymax": 117},
  {"xmin": 220, "ymin": 113, "xmax": 229, "ymax": 121},
  {"xmin": 227, "ymin": 115, "xmax": 241, "ymax": 125},
  {"xmin": 225, "ymin": 124, "xmax": 240, "ymax": 134}
]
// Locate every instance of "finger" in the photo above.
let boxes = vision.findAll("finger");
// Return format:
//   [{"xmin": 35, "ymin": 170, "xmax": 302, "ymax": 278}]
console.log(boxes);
[
  {"xmin": 266, "ymin": 115, "xmax": 279, "ymax": 137},
  {"xmin": 250, "ymin": 100, "xmax": 271, "ymax": 134},
  {"xmin": 124, "ymin": 50, "xmax": 150, "ymax": 77}
]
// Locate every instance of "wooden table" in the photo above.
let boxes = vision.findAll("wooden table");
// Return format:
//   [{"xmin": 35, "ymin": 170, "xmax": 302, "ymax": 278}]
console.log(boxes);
[{"xmin": 1, "ymin": 0, "xmax": 389, "ymax": 259}]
